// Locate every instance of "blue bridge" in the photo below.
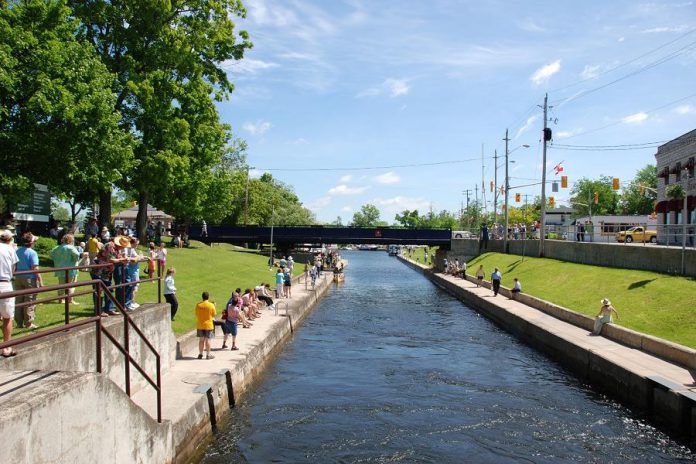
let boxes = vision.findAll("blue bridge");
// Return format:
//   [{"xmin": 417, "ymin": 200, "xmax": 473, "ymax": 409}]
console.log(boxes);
[{"xmin": 188, "ymin": 225, "xmax": 452, "ymax": 248}]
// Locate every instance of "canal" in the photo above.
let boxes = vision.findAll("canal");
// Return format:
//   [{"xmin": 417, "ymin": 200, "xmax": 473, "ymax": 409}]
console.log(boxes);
[{"xmin": 202, "ymin": 251, "xmax": 693, "ymax": 463}]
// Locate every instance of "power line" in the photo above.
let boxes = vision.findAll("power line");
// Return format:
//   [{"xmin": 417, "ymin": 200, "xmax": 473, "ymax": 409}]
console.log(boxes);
[
  {"xmin": 551, "ymin": 141, "xmax": 667, "ymax": 148},
  {"xmin": 550, "ymin": 27, "xmax": 696, "ymax": 95},
  {"xmin": 257, "ymin": 157, "xmax": 490, "ymax": 172},
  {"xmin": 552, "ymin": 39, "xmax": 696, "ymax": 106}
]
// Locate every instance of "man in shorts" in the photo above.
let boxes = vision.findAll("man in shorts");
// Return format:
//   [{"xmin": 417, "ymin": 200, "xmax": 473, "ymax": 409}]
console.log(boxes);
[
  {"xmin": 0, "ymin": 229, "xmax": 19, "ymax": 357},
  {"xmin": 195, "ymin": 291, "xmax": 216, "ymax": 359}
]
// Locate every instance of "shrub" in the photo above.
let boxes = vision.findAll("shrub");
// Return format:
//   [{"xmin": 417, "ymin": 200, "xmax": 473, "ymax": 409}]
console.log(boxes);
[{"xmin": 34, "ymin": 236, "xmax": 57, "ymax": 256}]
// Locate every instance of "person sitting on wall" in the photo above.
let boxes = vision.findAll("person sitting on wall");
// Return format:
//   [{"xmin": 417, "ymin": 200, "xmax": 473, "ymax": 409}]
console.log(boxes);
[
  {"xmin": 591, "ymin": 298, "xmax": 619, "ymax": 336},
  {"xmin": 510, "ymin": 278, "xmax": 522, "ymax": 299}
]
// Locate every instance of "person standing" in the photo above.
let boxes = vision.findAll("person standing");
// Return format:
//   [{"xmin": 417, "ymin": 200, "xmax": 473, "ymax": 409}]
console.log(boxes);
[
  {"xmin": 50, "ymin": 234, "xmax": 80, "ymax": 304},
  {"xmin": 592, "ymin": 298, "xmax": 619, "ymax": 335},
  {"xmin": 223, "ymin": 294, "xmax": 240, "ymax": 351},
  {"xmin": 0, "ymin": 230, "xmax": 18, "ymax": 357},
  {"xmin": 475, "ymin": 265, "xmax": 485, "ymax": 287},
  {"xmin": 195, "ymin": 292, "xmax": 216, "ymax": 360},
  {"xmin": 275, "ymin": 267, "xmax": 285, "ymax": 298},
  {"xmin": 491, "ymin": 267, "xmax": 502, "ymax": 296},
  {"xmin": 87, "ymin": 234, "xmax": 101, "ymax": 262},
  {"xmin": 164, "ymin": 268, "xmax": 178, "ymax": 320},
  {"xmin": 15, "ymin": 232, "xmax": 42, "ymax": 329},
  {"xmin": 201, "ymin": 220, "xmax": 208, "ymax": 238},
  {"xmin": 157, "ymin": 242, "xmax": 168, "ymax": 273},
  {"xmin": 283, "ymin": 267, "xmax": 292, "ymax": 299},
  {"xmin": 479, "ymin": 224, "xmax": 489, "ymax": 251},
  {"xmin": 124, "ymin": 237, "xmax": 142, "ymax": 310}
]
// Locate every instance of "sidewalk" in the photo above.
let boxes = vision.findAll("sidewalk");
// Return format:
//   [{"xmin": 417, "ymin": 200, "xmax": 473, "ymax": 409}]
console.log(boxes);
[{"xmin": 131, "ymin": 271, "xmax": 334, "ymax": 461}]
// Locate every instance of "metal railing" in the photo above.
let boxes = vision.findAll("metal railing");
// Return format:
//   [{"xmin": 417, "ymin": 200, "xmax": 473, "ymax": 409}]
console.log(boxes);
[{"xmin": 0, "ymin": 261, "xmax": 163, "ymax": 423}]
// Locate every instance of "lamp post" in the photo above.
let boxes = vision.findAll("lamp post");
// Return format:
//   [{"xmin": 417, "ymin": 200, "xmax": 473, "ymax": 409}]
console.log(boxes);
[
  {"xmin": 503, "ymin": 128, "xmax": 529, "ymax": 253},
  {"xmin": 681, "ymin": 167, "xmax": 691, "ymax": 275}
]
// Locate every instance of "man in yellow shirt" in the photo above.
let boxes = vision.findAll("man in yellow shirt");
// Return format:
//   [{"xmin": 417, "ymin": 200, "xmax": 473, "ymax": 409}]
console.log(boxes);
[
  {"xmin": 86, "ymin": 234, "xmax": 101, "ymax": 262},
  {"xmin": 195, "ymin": 292, "xmax": 216, "ymax": 359}
]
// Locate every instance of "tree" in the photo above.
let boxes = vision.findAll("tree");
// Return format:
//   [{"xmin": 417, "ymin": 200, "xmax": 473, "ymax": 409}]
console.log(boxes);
[
  {"xmin": 70, "ymin": 0, "xmax": 253, "ymax": 240},
  {"xmin": 0, "ymin": 1, "xmax": 132, "ymax": 216},
  {"xmin": 351, "ymin": 204, "xmax": 381, "ymax": 227},
  {"xmin": 570, "ymin": 176, "xmax": 620, "ymax": 216},
  {"xmin": 394, "ymin": 210, "xmax": 421, "ymax": 228},
  {"xmin": 621, "ymin": 165, "xmax": 657, "ymax": 215}
]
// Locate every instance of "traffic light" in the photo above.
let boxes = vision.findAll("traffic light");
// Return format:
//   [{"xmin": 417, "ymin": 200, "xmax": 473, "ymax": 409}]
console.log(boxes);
[
  {"xmin": 561, "ymin": 175, "xmax": 568, "ymax": 188},
  {"xmin": 515, "ymin": 193, "xmax": 521, "ymax": 203},
  {"xmin": 549, "ymin": 196, "xmax": 555, "ymax": 206},
  {"xmin": 612, "ymin": 178, "xmax": 620, "ymax": 190},
  {"xmin": 594, "ymin": 191, "xmax": 599, "ymax": 204},
  {"xmin": 544, "ymin": 127, "xmax": 553, "ymax": 141}
]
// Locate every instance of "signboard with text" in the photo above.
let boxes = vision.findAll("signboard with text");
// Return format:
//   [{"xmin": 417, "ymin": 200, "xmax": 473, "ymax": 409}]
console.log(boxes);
[{"xmin": 14, "ymin": 183, "xmax": 50, "ymax": 222}]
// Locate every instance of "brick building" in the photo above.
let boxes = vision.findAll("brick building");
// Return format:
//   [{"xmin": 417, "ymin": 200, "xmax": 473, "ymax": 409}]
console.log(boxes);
[{"xmin": 654, "ymin": 128, "xmax": 696, "ymax": 244}]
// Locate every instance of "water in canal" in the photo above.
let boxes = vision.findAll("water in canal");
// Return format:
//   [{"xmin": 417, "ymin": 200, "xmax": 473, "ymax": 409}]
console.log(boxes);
[{"xmin": 202, "ymin": 251, "xmax": 693, "ymax": 463}]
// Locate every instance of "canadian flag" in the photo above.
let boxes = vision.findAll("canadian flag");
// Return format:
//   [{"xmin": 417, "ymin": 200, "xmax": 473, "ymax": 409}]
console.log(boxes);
[{"xmin": 554, "ymin": 163, "xmax": 564, "ymax": 175}]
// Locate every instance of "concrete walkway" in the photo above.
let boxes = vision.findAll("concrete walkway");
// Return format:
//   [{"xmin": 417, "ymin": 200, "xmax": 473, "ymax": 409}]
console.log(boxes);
[
  {"xmin": 131, "ymin": 271, "xmax": 334, "ymax": 461},
  {"xmin": 435, "ymin": 270, "xmax": 696, "ymax": 388}
]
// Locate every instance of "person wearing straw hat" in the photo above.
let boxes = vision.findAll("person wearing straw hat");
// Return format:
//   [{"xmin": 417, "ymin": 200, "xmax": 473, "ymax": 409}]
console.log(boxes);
[
  {"xmin": 15, "ymin": 232, "xmax": 43, "ymax": 329},
  {"xmin": 592, "ymin": 298, "xmax": 619, "ymax": 336}
]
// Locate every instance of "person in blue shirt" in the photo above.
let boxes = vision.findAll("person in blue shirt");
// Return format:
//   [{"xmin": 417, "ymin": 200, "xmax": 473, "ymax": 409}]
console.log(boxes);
[
  {"xmin": 15, "ymin": 232, "xmax": 43, "ymax": 328},
  {"xmin": 491, "ymin": 267, "xmax": 502, "ymax": 297},
  {"xmin": 275, "ymin": 267, "xmax": 285, "ymax": 298}
]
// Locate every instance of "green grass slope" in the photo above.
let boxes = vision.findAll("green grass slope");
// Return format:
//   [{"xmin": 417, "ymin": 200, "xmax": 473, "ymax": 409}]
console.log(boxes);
[{"xmin": 467, "ymin": 252, "xmax": 696, "ymax": 348}]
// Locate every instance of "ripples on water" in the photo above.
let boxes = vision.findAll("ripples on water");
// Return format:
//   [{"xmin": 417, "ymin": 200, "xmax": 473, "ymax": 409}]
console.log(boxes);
[{"xmin": 202, "ymin": 251, "xmax": 694, "ymax": 463}]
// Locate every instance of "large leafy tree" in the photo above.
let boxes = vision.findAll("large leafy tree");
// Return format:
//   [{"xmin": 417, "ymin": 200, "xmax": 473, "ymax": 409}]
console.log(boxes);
[
  {"xmin": 0, "ymin": 0, "xmax": 132, "ymax": 215},
  {"xmin": 621, "ymin": 164, "xmax": 657, "ymax": 215},
  {"xmin": 351, "ymin": 204, "xmax": 381, "ymax": 227},
  {"xmin": 570, "ymin": 176, "xmax": 620, "ymax": 216},
  {"xmin": 70, "ymin": 0, "xmax": 253, "ymax": 239},
  {"xmin": 394, "ymin": 209, "xmax": 421, "ymax": 228}
]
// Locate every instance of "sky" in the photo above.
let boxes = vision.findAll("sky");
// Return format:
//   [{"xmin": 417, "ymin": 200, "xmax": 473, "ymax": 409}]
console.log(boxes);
[{"xmin": 217, "ymin": 0, "xmax": 696, "ymax": 224}]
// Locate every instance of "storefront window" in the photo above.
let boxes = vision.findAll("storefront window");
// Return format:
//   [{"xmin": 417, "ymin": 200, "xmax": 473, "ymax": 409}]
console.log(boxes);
[{"xmin": 677, "ymin": 211, "xmax": 683, "ymax": 225}]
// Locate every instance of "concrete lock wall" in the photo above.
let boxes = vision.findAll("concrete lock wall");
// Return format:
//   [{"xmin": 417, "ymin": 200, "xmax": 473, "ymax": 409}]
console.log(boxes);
[
  {"xmin": 0, "ymin": 370, "xmax": 173, "ymax": 464},
  {"xmin": 449, "ymin": 238, "xmax": 696, "ymax": 276},
  {"xmin": 1, "ymin": 303, "xmax": 176, "ymax": 395},
  {"xmin": 400, "ymin": 256, "xmax": 696, "ymax": 440}
]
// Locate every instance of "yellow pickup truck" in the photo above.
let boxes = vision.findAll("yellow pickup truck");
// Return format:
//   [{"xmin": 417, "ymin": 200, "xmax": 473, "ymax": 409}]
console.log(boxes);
[{"xmin": 616, "ymin": 226, "xmax": 657, "ymax": 243}]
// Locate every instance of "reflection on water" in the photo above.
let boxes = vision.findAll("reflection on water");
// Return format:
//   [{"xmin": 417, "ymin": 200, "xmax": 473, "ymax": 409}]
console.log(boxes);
[{"xmin": 202, "ymin": 251, "xmax": 694, "ymax": 463}]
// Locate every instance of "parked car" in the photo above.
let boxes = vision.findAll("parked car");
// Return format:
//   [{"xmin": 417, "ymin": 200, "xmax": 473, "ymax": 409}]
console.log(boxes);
[
  {"xmin": 452, "ymin": 231, "xmax": 472, "ymax": 239},
  {"xmin": 616, "ymin": 226, "xmax": 657, "ymax": 243}
]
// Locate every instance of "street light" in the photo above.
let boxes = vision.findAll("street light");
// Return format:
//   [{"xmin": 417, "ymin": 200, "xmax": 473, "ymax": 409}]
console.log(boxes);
[{"xmin": 503, "ymin": 128, "xmax": 529, "ymax": 253}]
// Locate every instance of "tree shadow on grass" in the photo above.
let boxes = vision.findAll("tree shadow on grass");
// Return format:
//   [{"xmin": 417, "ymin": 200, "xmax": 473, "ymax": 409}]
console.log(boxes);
[
  {"xmin": 627, "ymin": 279, "xmax": 656, "ymax": 290},
  {"xmin": 506, "ymin": 260, "xmax": 523, "ymax": 273}
]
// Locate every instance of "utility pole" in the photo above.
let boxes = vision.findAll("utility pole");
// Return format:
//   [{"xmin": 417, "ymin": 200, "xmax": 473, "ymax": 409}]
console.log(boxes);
[
  {"xmin": 493, "ymin": 149, "xmax": 498, "ymax": 226},
  {"xmin": 539, "ymin": 93, "xmax": 549, "ymax": 257},
  {"xmin": 503, "ymin": 130, "xmax": 510, "ymax": 253},
  {"xmin": 462, "ymin": 189, "xmax": 473, "ymax": 230},
  {"xmin": 481, "ymin": 144, "xmax": 486, "ymax": 215}
]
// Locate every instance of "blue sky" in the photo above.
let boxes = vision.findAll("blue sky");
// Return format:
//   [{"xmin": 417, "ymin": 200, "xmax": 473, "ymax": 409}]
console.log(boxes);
[{"xmin": 217, "ymin": 0, "xmax": 696, "ymax": 224}]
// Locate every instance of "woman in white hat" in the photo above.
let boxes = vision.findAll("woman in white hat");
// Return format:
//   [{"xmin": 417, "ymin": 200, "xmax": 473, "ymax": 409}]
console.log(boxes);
[{"xmin": 592, "ymin": 298, "xmax": 619, "ymax": 335}]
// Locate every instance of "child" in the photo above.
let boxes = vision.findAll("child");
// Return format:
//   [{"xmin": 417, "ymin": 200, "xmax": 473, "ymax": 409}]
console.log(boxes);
[
  {"xmin": 195, "ymin": 292, "xmax": 216, "ymax": 360},
  {"xmin": 157, "ymin": 242, "xmax": 167, "ymax": 272},
  {"xmin": 164, "ymin": 268, "xmax": 178, "ymax": 320},
  {"xmin": 77, "ymin": 252, "xmax": 90, "ymax": 270},
  {"xmin": 476, "ymin": 265, "xmax": 485, "ymax": 287},
  {"xmin": 511, "ymin": 278, "xmax": 522, "ymax": 299},
  {"xmin": 147, "ymin": 242, "xmax": 157, "ymax": 278}
]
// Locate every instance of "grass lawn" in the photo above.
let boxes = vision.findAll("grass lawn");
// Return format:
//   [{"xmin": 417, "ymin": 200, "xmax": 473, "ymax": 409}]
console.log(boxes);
[
  {"xmin": 16, "ymin": 241, "xmax": 300, "ymax": 337},
  {"xmin": 466, "ymin": 252, "xmax": 696, "ymax": 348},
  {"xmin": 405, "ymin": 246, "xmax": 439, "ymax": 266}
]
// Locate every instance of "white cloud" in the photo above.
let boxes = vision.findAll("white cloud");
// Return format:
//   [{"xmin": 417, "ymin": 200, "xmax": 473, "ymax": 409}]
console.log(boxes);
[
  {"xmin": 339, "ymin": 175, "xmax": 353, "ymax": 182},
  {"xmin": 357, "ymin": 78, "xmax": 410, "ymax": 98},
  {"xmin": 306, "ymin": 196, "xmax": 331, "ymax": 210},
  {"xmin": 674, "ymin": 104, "xmax": 696, "ymax": 115},
  {"xmin": 530, "ymin": 60, "xmax": 561, "ymax": 85},
  {"xmin": 242, "ymin": 120, "xmax": 272, "ymax": 135},
  {"xmin": 516, "ymin": 18, "xmax": 546, "ymax": 33},
  {"xmin": 328, "ymin": 184, "xmax": 369, "ymax": 195},
  {"xmin": 290, "ymin": 137, "xmax": 308, "ymax": 145},
  {"xmin": 374, "ymin": 171, "xmax": 400, "ymax": 184},
  {"xmin": 222, "ymin": 58, "xmax": 279, "ymax": 74},
  {"xmin": 581, "ymin": 64, "xmax": 601, "ymax": 80},
  {"xmin": 515, "ymin": 115, "xmax": 539, "ymax": 139},
  {"xmin": 341, "ymin": 206, "xmax": 353, "ymax": 212},
  {"xmin": 556, "ymin": 128, "xmax": 582, "ymax": 139},
  {"xmin": 372, "ymin": 196, "xmax": 431, "ymax": 214},
  {"xmin": 248, "ymin": 168, "xmax": 265, "ymax": 179},
  {"xmin": 621, "ymin": 112, "xmax": 649, "ymax": 124},
  {"xmin": 641, "ymin": 25, "xmax": 689, "ymax": 33},
  {"xmin": 618, "ymin": 36, "xmax": 625, "ymax": 42}
]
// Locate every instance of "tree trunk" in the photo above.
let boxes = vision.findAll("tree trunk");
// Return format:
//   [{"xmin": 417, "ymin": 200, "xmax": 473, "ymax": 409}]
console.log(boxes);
[
  {"xmin": 136, "ymin": 191, "xmax": 148, "ymax": 243},
  {"xmin": 98, "ymin": 189, "xmax": 112, "ymax": 229}
]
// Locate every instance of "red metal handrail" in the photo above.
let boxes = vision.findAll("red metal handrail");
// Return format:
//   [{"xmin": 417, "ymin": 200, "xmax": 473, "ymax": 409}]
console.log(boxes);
[{"xmin": 0, "ymin": 275, "xmax": 163, "ymax": 423}]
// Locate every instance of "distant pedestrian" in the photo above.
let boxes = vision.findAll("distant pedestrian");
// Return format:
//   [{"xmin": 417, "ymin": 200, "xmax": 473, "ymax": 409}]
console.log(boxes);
[
  {"xmin": 50, "ymin": 234, "xmax": 80, "ymax": 304},
  {"xmin": 475, "ymin": 265, "xmax": 485, "ymax": 287},
  {"xmin": 275, "ymin": 267, "xmax": 285, "ymax": 298},
  {"xmin": 164, "ymin": 268, "xmax": 178, "ymax": 320},
  {"xmin": 510, "ymin": 278, "xmax": 522, "ymax": 299},
  {"xmin": 157, "ymin": 242, "xmax": 167, "ymax": 271},
  {"xmin": 479, "ymin": 224, "xmax": 489, "ymax": 251},
  {"xmin": 195, "ymin": 291, "xmax": 216, "ymax": 360},
  {"xmin": 283, "ymin": 267, "xmax": 292, "ymax": 298},
  {"xmin": 460, "ymin": 260, "xmax": 467, "ymax": 278},
  {"xmin": 491, "ymin": 267, "xmax": 502, "ymax": 296},
  {"xmin": 201, "ymin": 220, "xmax": 208, "ymax": 237},
  {"xmin": 592, "ymin": 298, "xmax": 619, "ymax": 336},
  {"xmin": 223, "ymin": 293, "xmax": 239, "ymax": 351}
]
